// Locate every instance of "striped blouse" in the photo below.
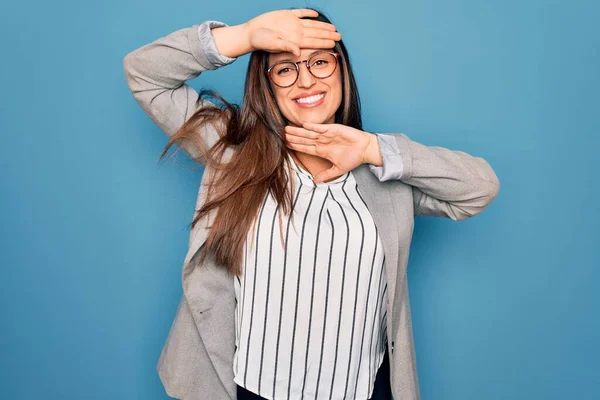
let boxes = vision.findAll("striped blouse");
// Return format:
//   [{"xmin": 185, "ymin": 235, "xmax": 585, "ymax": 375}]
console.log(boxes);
[{"xmin": 232, "ymin": 153, "xmax": 388, "ymax": 400}]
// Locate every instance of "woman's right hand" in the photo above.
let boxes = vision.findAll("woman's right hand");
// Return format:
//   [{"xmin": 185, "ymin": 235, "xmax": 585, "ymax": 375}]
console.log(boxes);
[{"xmin": 244, "ymin": 9, "xmax": 342, "ymax": 56}]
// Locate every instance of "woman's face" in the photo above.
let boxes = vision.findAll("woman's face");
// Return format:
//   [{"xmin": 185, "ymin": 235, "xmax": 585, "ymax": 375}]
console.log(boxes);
[{"xmin": 267, "ymin": 48, "xmax": 342, "ymax": 127}]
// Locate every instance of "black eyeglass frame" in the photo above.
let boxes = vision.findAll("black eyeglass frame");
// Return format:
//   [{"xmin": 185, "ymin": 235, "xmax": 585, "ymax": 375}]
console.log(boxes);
[{"xmin": 265, "ymin": 51, "xmax": 340, "ymax": 88}]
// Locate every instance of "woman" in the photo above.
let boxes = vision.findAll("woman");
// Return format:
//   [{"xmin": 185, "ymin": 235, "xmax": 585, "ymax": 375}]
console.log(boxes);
[{"xmin": 123, "ymin": 7, "xmax": 500, "ymax": 400}]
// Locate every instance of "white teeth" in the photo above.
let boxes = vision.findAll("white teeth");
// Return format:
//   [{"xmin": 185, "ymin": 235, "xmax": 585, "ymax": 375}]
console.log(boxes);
[{"xmin": 295, "ymin": 93, "xmax": 325, "ymax": 104}]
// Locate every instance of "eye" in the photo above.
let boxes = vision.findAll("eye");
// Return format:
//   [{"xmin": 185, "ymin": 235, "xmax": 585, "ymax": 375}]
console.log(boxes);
[
  {"xmin": 309, "ymin": 56, "xmax": 332, "ymax": 69},
  {"xmin": 274, "ymin": 62, "xmax": 296, "ymax": 76}
]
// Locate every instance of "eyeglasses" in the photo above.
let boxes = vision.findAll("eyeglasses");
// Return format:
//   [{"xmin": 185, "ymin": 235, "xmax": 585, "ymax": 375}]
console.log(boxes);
[{"xmin": 265, "ymin": 51, "xmax": 340, "ymax": 88}]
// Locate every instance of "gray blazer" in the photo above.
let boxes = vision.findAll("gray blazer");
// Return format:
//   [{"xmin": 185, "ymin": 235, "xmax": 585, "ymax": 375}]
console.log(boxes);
[{"xmin": 123, "ymin": 21, "xmax": 500, "ymax": 400}]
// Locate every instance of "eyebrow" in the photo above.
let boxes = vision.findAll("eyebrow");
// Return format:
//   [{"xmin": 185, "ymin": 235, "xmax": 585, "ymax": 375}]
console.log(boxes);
[{"xmin": 275, "ymin": 50, "xmax": 324, "ymax": 63}]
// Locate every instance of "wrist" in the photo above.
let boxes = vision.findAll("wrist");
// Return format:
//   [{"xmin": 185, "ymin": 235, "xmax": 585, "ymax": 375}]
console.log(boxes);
[
  {"xmin": 364, "ymin": 133, "xmax": 383, "ymax": 166},
  {"xmin": 240, "ymin": 21, "xmax": 255, "ymax": 54},
  {"xmin": 211, "ymin": 23, "xmax": 253, "ymax": 58}
]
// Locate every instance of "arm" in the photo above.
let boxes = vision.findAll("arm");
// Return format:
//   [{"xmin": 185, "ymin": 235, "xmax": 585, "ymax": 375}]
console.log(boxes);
[
  {"xmin": 122, "ymin": 21, "xmax": 239, "ymax": 163},
  {"xmin": 368, "ymin": 133, "xmax": 500, "ymax": 220}
]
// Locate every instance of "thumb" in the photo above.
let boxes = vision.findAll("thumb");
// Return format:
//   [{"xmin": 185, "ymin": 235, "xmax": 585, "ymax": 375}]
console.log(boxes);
[
  {"xmin": 313, "ymin": 166, "xmax": 342, "ymax": 184},
  {"xmin": 277, "ymin": 40, "xmax": 300, "ymax": 56}
]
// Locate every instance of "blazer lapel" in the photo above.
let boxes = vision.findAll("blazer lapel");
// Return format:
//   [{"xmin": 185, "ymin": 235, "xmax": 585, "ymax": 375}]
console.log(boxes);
[
  {"xmin": 181, "ymin": 201, "xmax": 237, "ymax": 399},
  {"xmin": 352, "ymin": 164, "xmax": 401, "ymax": 332}
]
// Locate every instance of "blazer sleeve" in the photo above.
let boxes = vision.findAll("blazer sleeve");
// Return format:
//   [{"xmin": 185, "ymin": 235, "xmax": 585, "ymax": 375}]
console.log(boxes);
[
  {"xmin": 368, "ymin": 133, "xmax": 500, "ymax": 220},
  {"xmin": 123, "ymin": 21, "xmax": 237, "ymax": 164}
]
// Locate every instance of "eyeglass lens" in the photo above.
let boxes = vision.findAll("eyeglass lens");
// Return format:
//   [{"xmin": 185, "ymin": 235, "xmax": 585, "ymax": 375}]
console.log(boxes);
[{"xmin": 270, "ymin": 53, "xmax": 337, "ymax": 87}]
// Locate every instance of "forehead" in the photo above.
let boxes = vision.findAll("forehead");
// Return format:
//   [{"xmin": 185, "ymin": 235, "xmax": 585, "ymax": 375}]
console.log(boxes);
[{"xmin": 268, "ymin": 49, "xmax": 328, "ymax": 64}]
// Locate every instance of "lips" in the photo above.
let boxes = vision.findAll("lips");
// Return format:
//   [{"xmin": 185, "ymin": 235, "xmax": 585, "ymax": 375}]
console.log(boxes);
[
  {"xmin": 293, "ymin": 90, "xmax": 326, "ymax": 101},
  {"xmin": 293, "ymin": 92, "xmax": 326, "ymax": 108}
]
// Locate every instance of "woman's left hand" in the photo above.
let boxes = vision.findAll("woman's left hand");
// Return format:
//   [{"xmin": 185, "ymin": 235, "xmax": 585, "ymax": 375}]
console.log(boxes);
[{"xmin": 284, "ymin": 122, "xmax": 382, "ymax": 183}]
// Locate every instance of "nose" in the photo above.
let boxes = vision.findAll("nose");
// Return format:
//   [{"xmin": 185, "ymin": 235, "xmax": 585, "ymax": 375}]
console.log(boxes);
[{"xmin": 297, "ymin": 62, "xmax": 316, "ymax": 88}]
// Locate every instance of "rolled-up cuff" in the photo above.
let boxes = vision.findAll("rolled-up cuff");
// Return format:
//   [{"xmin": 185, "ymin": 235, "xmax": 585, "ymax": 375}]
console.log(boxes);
[
  {"xmin": 368, "ymin": 133, "xmax": 405, "ymax": 181},
  {"xmin": 197, "ymin": 21, "xmax": 238, "ymax": 68}
]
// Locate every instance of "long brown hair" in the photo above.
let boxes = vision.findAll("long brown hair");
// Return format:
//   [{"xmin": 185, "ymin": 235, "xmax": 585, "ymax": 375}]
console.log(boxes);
[{"xmin": 160, "ymin": 8, "xmax": 363, "ymax": 276}]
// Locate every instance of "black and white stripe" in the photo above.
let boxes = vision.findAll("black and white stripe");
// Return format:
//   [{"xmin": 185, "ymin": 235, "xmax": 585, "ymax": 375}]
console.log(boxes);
[{"xmin": 233, "ymin": 153, "xmax": 388, "ymax": 400}]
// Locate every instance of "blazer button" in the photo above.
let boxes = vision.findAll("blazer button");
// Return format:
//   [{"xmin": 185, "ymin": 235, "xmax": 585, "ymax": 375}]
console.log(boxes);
[{"xmin": 391, "ymin": 341, "xmax": 394, "ymax": 353}]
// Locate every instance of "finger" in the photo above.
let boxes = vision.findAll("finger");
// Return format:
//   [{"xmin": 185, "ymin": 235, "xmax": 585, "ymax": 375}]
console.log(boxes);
[
  {"xmin": 285, "ymin": 125, "xmax": 320, "ymax": 139},
  {"xmin": 314, "ymin": 166, "xmax": 342, "ymax": 184},
  {"xmin": 302, "ymin": 122, "xmax": 330, "ymax": 133},
  {"xmin": 300, "ymin": 20, "xmax": 338, "ymax": 32},
  {"xmin": 285, "ymin": 133, "xmax": 315, "ymax": 145},
  {"xmin": 298, "ymin": 38, "xmax": 338, "ymax": 49},
  {"xmin": 275, "ymin": 39, "xmax": 300, "ymax": 56},
  {"xmin": 301, "ymin": 28, "xmax": 342, "ymax": 41},
  {"xmin": 291, "ymin": 9, "xmax": 319, "ymax": 18},
  {"xmin": 286, "ymin": 142, "xmax": 318, "ymax": 156}
]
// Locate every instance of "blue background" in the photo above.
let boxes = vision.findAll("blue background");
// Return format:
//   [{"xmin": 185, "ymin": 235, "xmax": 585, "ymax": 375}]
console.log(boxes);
[{"xmin": 1, "ymin": 0, "xmax": 598, "ymax": 399}]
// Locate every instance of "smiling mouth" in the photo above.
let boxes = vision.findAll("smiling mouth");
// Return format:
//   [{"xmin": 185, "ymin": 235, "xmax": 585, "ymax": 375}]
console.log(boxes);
[{"xmin": 293, "ymin": 92, "xmax": 326, "ymax": 107}]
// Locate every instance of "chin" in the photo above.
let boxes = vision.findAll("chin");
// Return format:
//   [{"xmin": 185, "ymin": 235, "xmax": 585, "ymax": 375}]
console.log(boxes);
[
  {"xmin": 305, "ymin": 115, "xmax": 327, "ymax": 124},
  {"xmin": 295, "ymin": 112, "xmax": 335, "ymax": 125}
]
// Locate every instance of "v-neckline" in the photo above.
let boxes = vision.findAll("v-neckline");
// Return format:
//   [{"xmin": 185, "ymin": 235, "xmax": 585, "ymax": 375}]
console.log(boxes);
[{"xmin": 287, "ymin": 152, "xmax": 350, "ymax": 187}]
